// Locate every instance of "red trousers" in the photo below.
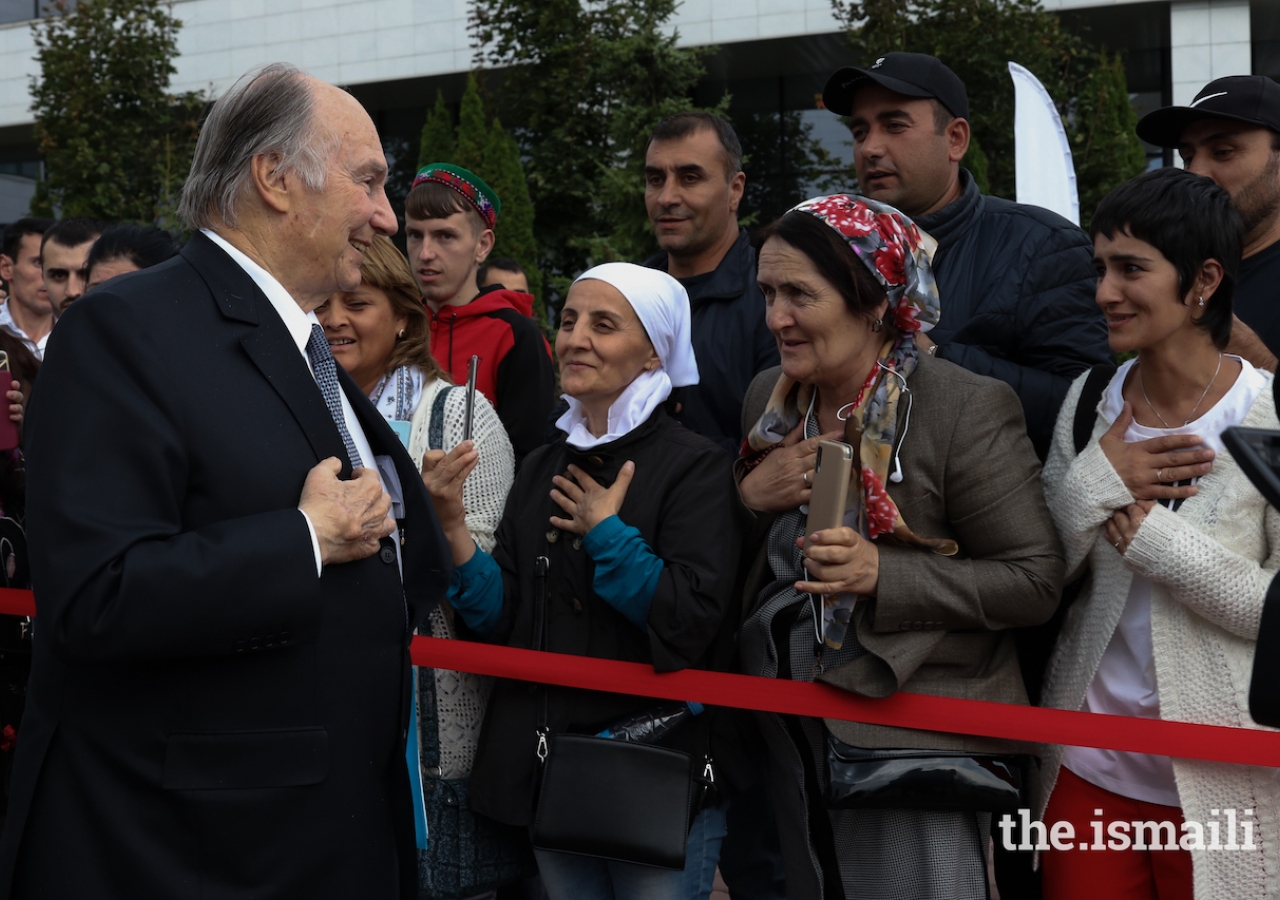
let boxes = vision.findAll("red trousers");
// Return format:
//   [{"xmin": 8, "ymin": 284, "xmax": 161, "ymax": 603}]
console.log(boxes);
[{"xmin": 1041, "ymin": 766, "xmax": 1193, "ymax": 900}]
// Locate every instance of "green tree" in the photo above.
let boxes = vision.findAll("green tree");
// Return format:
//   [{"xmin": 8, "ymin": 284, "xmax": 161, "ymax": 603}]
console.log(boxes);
[
  {"xmin": 453, "ymin": 74, "xmax": 489, "ymax": 172},
  {"xmin": 418, "ymin": 91, "xmax": 456, "ymax": 168},
  {"xmin": 1072, "ymin": 50, "xmax": 1147, "ymax": 227},
  {"xmin": 831, "ymin": 0, "xmax": 1146, "ymax": 219},
  {"xmin": 470, "ymin": 0, "xmax": 723, "ymax": 287},
  {"xmin": 415, "ymin": 74, "xmax": 545, "ymax": 320},
  {"xmin": 29, "ymin": 0, "xmax": 205, "ymax": 225}
]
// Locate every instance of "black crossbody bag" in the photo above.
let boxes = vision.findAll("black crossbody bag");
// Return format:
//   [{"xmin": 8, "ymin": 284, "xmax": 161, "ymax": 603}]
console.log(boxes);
[{"xmin": 528, "ymin": 554, "xmax": 698, "ymax": 870}]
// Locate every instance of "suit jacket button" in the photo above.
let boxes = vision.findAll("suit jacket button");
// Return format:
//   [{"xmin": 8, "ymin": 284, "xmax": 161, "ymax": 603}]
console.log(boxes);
[
  {"xmin": 899, "ymin": 621, "xmax": 910, "ymax": 631},
  {"xmin": 279, "ymin": 631, "xmax": 290, "ymax": 645},
  {"xmin": 249, "ymin": 637, "xmax": 261, "ymax": 650},
  {"xmin": 380, "ymin": 545, "xmax": 396, "ymax": 564},
  {"xmin": 235, "ymin": 640, "xmax": 246, "ymax": 653}
]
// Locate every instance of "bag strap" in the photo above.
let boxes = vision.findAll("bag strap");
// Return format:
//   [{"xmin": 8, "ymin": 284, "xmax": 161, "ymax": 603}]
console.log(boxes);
[
  {"xmin": 534, "ymin": 554, "xmax": 550, "ymax": 763},
  {"xmin": 1073, "ymin": 364, "xmax": 1117, "ymax": 456},
  {"xmin": 428, "ymin": 385, "xmax": 462, "ymax": 452}
]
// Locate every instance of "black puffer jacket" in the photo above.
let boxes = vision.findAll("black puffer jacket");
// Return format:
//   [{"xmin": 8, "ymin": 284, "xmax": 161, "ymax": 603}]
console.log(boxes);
[{"xmin": 914, "ymin": 170, "xmax": 1111, "ymax": 458}]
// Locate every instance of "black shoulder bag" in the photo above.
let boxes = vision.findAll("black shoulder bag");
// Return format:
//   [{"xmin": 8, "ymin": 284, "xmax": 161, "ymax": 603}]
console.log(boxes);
[{"xmin": 529, "ymin": 553, "xmax": 698, "ymax": 869}]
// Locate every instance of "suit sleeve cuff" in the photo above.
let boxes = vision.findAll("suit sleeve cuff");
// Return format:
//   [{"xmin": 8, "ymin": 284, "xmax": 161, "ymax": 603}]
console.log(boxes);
[{"xmin": 298, "ymin": 509, "xmax": 322, "ymax": 577}]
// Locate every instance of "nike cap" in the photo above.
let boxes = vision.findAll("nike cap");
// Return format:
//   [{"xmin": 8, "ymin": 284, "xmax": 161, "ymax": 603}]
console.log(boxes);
[
  {"xmin": 823, "ymin": 52, "xmax": 969, "ymax": 121},
  {"xmin": 1136, "ymin": 75, "xmax": 1280, "ymax": 147}
]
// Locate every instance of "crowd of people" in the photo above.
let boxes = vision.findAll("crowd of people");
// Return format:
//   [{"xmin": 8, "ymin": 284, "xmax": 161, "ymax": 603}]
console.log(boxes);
[{"xmin": 0, "ymin": 52, "xmax": 1274, "ymax": 900}]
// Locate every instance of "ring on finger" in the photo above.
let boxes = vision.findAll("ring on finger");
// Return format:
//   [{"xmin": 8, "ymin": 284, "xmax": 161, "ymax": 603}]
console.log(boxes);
[
  {"xmin": 1156, "ymin": 467, "xmax": 1165, "ymax": 483},
  {"xmin": 802, "ymin": 471, "xmax": 811, "ymax": 487},
  {"xmin": 1114, "ymin": 539, "xmax": 1122, "ymax": 549}
]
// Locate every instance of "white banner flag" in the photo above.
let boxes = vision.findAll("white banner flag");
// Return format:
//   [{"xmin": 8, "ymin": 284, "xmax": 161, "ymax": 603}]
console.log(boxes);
[{"xmin": 1009, "ymin": 61, "xmax": 1079, "ymax": 225}]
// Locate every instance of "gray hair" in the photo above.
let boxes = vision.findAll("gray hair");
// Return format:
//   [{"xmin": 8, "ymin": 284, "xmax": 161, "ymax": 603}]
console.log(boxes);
[{"xmin": 178, "ymin": 63, "xmax": 334, "ymax": 231}]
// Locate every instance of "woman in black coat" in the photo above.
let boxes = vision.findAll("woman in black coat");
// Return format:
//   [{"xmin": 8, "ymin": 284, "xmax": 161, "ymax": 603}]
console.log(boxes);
[{"xmin": 425, "ymin": 262, "xmax": 741, "ymax": 899}]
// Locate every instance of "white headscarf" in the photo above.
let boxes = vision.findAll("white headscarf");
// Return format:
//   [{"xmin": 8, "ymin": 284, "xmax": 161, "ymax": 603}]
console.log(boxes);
[{"xmin": 556, "ymin": 262, "xmax": 699, "ymax": 449}]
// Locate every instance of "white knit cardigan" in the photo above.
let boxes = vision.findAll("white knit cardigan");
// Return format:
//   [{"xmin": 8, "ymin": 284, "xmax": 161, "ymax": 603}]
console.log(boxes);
[{"xmin": 1036, "ymin": 366, "xmax": 1280, "ymax": 899}]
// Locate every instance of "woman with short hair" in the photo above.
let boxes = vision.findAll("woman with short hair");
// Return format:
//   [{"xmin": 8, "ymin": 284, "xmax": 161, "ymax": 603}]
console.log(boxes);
[{"xmin": 1037, "ymin": 167, "xmax": 1280, "ymax": 899}]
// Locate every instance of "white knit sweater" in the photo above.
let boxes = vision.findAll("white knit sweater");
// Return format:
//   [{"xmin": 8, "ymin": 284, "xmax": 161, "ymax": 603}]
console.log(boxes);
[{"xmin": 1036, "ymin": 367, "xmax": 1280, "ymax": 899}]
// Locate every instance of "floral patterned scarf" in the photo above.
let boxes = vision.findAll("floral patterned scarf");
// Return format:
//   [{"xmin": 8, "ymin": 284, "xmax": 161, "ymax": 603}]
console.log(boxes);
[{"xmin": 744, "ymin": 194, "xmax": 958, "ymax": 649}]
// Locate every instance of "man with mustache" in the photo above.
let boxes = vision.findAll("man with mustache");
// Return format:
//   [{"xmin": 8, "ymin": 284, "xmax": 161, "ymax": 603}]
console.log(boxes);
[
  {"xmin": 824, "ymin": 53, "xmax": 1111, "ymax": 459},
  {"xmin": 1137, "ymin": 75, "xmax": 1280, "ymax": 372},
  {"xmin": 643, "ymin": 112, "xmax": 779, "ymax": 454}
]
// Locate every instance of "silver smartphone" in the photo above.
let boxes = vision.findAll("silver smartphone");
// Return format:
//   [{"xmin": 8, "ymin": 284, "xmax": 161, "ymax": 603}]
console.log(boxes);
[
  {"xmin": 806, "ymin": 440, "xmax": 853, "ymax": 534},
  {"xmin": 463, "ymin": 355, "xmax": 479, "ymax": 442}
]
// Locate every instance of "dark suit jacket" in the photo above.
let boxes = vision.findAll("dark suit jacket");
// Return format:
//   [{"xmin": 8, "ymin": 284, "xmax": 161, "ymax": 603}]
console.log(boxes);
[{"xmin": 0, "ymin": 232, "xmax": 450, "ymax": 899}]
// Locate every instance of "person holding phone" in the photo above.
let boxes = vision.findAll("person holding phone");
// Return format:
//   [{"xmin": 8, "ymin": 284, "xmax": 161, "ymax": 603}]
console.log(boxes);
[
  {"xmin": 317, "ymin": 235, "xmax": 514, "ymax": 549},
  {"xmin": 424, "ymin": 263, "xmax": 742, "ymax": 900},
  {"xmin": 736, "ymin": 195, "xmax": 1064, "ymax": 899},
  {"xmin": 317, "ymin": 233, "xmax": 520, "ymax": 897}
]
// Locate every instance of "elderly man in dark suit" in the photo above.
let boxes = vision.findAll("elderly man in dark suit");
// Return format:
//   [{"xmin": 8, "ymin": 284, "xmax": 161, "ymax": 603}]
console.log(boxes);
[{"xmin": 0, "ymin": 64, "xmax": 450, "ymax": 899}]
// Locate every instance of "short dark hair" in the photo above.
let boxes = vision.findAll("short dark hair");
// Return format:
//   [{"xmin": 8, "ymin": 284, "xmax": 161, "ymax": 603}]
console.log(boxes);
[
  {"xmin": 478, "ymin": 256, "xmax": 524, "ymax": 286},
  {"xmin": 753, "ymin": 209, "xmax": 892, "ymax": 332},
  {"xmin": 85, "ymin": 224, "xmax": 179, "ymax": 276},
  {"xmin": 1090, "ymin": 167, "xmax": 1241, "ymax": 349},
  {"xmin": 930, "ymin": 99, "xmax": 954, "ymax": 134},
  {"xmin": 43, "ymin": 217, "xmax": 108, "ymax": 253},
  {"xmin": 404, "ymin": 180, "xmax": 486, "ymax": 233},
  {"xmin": 645, "ymin": 112, "xmax": 743, "ymax": 179},
  {"xmin": 2, "ymin": 217, "xmax": 53, "ymax": 261}
]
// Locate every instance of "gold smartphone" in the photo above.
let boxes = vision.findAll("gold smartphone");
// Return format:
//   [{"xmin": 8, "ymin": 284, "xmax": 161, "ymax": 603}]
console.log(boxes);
[{"xmin": 806, "ymin": 440, "xmax": 853, "ymax": 534}]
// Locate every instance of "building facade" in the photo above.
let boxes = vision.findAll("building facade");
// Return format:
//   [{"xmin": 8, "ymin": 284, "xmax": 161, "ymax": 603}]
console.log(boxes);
[{"xmin": 0, "ymin": 0, "xmax": 1264, "ymax": 222}]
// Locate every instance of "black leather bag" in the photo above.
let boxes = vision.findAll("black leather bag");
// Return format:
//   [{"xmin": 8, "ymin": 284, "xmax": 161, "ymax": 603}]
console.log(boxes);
[
  {"xmin": 532, "ymin": 732, "xmax": 695, "ymax": 869},
  {"xmin": 825, "ymin": 732, "xmax": 1025, "ymax": 813},
  {"xmin": 527, "ymin": 555, "xmax": 697, "ymax": 870}
]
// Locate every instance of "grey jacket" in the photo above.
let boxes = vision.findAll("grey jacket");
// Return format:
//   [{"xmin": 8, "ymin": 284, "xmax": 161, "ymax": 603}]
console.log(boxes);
[{"xmin": 739, "ymin": 354, "xmax": 1065, "ymax": 752}]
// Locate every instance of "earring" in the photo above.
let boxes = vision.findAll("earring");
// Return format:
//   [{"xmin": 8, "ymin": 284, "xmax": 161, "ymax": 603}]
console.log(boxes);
[
  {"xmin": 870, "ymin": 318, "xmax": 883, "ymax": 333},
  {"xmin": 397, "ymin": 328, "xmax": 406, "ymax": 338},
  {"xmin": 1198, "ymin": 296, "xmax": 1205, "ymax": 308}
]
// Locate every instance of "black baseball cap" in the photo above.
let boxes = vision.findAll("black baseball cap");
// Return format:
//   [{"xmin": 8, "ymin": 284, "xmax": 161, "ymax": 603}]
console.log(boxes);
[
  {"xmin": 1136, "ymin": 75, "xmax": 1280, "ymax": 147},
  {"xmin": 822, "ymin": 52, "xmax": 969, "ymax": 121}
]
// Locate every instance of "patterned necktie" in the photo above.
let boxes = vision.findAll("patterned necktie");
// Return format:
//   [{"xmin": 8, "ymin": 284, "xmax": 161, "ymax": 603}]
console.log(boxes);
[{"xmin": 305, "ymin": 323, "xmax": 362, "ymax": 470}]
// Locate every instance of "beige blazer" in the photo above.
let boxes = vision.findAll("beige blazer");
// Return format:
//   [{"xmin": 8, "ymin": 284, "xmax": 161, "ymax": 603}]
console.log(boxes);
[{"xmin": 740, "ymin": 354, "xmax": 1065, "ymax": 752}]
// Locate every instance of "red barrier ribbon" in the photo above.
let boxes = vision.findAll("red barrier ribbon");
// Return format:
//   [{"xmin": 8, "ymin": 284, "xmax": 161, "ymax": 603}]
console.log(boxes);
[
  {"xmin": 4, "ymin": 589, "xmax": 1275, "ymax": 767},
  {"xmin": 410, "ymin": 636, "xmax": 1280, "ymax": 769}
]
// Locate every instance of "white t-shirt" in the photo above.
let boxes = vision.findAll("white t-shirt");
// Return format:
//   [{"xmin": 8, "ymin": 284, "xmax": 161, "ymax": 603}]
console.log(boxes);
[{"xmin": 1063, "ymin": 355, "xmax": 1265, "ymax": 807}]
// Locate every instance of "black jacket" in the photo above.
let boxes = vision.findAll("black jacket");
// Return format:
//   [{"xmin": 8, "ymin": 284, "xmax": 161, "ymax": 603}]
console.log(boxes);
[
  {"xmin": 913, "ymin": 170, "xmax": 1111, "ymax": 458},
  {"xmin": 646, "ymin": 229, "xmax": 780, "ymax": 453},
  {"xmin": 467, "ymin": 409, "xmax": 741, "ymax": 826},
  {"xmin": 0, "ymin": 234, "xmax": 450, "ymax": 899}
]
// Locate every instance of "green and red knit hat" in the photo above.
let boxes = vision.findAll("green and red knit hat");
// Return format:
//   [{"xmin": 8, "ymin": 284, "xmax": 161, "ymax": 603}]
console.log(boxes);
[{"xmin": 410, "ymin": 163, "xmax": 501, "ymax": 230}]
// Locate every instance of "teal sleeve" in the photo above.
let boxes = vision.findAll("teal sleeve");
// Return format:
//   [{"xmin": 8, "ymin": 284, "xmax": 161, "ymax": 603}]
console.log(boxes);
[
  {"xmin": 581, "ymin": 515, "xmax": 663, "ymax": 630},
  {"xmin": 445, "ymin": 546, "xmax": 503, "ymax": 638}
]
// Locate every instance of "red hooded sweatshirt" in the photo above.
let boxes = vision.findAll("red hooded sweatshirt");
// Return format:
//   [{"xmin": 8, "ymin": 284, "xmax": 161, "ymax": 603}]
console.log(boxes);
[{"xmin": 427, "ymin": 286, "xmax": 554, "ymax": 464}]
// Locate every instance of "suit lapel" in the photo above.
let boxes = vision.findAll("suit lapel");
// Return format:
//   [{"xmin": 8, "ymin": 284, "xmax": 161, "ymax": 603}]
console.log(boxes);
[{"xmin": 181, "ymin": 232, "xmax": 350, "ymax": 476}]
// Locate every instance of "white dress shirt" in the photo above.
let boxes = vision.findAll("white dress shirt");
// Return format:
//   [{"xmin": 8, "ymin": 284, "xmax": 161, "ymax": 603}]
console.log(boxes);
[
  {"xmin": 0, "ymin": 302, "xmax": 49, "ymax": 360},
  {"xmin": 202, "ymin": 229, "xmax": 389, "ymax": 576}
]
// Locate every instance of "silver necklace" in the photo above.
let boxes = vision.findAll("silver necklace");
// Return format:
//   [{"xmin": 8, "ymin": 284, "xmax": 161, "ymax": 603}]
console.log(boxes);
[{"xmin": 1138, "ymin": 353, "xmax": 1223, "ymax": 428}]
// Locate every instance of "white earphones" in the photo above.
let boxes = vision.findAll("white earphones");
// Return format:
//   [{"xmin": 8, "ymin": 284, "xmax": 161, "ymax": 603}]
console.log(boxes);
[{"xmin": 876, "ymin": 361, "xmax": 912, "ymax": 483}]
